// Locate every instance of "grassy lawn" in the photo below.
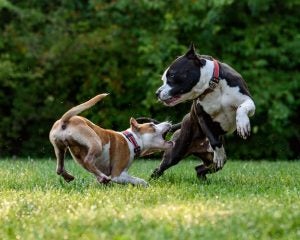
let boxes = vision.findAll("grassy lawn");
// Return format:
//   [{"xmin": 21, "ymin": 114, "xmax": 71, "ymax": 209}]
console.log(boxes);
[{"xmin": 0, "ymin": 158, "xmax": 299, "ymax": 240}]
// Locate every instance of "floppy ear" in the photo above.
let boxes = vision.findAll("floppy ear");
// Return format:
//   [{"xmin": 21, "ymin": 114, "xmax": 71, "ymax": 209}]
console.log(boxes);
[{"xmin": 130, "ymin": 117, "xmax": 139, "ymax": 132}]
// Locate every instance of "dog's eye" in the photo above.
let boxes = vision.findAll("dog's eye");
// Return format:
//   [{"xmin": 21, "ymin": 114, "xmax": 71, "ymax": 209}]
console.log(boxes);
[{"xmin": 167, "ymin": 75, "xmax": 176, "ymax": 84}]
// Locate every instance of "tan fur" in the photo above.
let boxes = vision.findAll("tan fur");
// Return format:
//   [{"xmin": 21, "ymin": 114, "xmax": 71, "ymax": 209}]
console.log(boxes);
[
  {"xmin": 49, "ymin": 94, "xmax": 172, "ymax": 186},
  {"xmin": 138, "ymin": 123, "xmax": 156, "ymax": 134}
]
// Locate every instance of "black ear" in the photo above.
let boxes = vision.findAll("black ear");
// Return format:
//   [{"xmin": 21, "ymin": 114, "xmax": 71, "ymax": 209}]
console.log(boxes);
[
  {"xmin": 185, "ymin": 43, "xmax": 205, "ymax": 67},
  {"xmin": 196, "ymin": 57, "xmax": 206, "ymax": 67},
  {"xmin": 185, "ymin": 42, "xmax": 197, "ymax": 59}
]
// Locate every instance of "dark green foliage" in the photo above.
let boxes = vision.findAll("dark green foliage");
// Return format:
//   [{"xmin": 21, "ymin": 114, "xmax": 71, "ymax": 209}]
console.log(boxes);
[{"xmin": 0, "ymin": 0, "xmax": 299, "ymax": 158}]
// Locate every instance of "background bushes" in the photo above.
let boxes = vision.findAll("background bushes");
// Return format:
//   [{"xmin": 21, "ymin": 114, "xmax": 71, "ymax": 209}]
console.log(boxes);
[{"xmin": 0, "ymin": 0, "xmax": 299, "ymax": 159}]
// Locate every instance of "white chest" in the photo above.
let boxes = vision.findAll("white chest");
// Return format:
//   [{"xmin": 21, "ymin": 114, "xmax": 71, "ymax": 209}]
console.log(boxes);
[{"xmin": 197, "ymin": 81, "xmax": 249, "ymax": 132}]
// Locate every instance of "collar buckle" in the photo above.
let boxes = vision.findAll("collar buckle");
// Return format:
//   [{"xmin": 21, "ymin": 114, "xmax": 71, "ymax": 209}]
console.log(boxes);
[
  {"xmin": 134, "ymin": 146, "xmax": 141, "ymax": 154},
  {"xmin": 209, "ymin": 78, "xmax": 219, "ymax": 89}
]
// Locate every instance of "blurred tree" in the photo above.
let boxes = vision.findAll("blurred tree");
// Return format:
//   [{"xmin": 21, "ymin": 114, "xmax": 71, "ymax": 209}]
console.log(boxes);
[{"xmin": 0, "ymin": 0, "xmax": 299, "ymax": 159}]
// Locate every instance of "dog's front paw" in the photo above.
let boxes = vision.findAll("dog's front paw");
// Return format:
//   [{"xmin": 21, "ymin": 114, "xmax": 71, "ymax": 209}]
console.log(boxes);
[
  {"xmin": 137, "ymin": 179, "xmax": 149, "ymax": 187},
  {"xmin": 236, "ymin": 115, "xmax": 251, "ymax": 139},
  {"xmin": 213, "ymin": 147, "xmax": 226, "ymax": 170}
]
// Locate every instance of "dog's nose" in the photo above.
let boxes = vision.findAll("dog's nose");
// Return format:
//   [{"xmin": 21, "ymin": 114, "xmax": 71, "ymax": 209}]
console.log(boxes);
[{"xmin": 155, "ymin": 89, "xmax": 161, "ymax": 98}]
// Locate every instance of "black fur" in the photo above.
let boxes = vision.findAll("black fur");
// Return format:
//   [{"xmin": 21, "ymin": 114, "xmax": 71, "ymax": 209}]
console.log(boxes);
[
  {"xmin": 194, "ymin": 102, "xmax": 226, "ymax": 149},
  {"xmin": 219, "ymin": 62, "xmax": 251, "ymax": 97}
]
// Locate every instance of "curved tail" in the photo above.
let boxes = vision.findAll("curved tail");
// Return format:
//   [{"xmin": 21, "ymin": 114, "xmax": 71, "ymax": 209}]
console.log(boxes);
[{"xmin": 61, "ymin": 93, "xmax": 109, "ymax": 122}]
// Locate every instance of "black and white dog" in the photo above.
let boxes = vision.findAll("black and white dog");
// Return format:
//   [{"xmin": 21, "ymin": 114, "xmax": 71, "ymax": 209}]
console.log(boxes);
[{"xmin": 151, "ymin": 44, "xmax": 255, "ymax": 179}]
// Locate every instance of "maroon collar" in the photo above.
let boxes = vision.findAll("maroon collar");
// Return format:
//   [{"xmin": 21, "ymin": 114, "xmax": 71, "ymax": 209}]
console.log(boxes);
[
  {"xmin": 209, "ymin": 59, "xmax": 220, "ymax": 89},
  {"xmin": 122, "ymin": 130, "xmax": 141, "ymax": 157}
]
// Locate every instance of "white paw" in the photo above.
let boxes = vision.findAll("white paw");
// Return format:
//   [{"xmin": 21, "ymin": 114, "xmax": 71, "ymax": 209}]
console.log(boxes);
[
  {"xmin": 213, "ymin": 147, "xmax": 226, "ymax": 169},
  {"xmin": 136, "ymin": 179, "xmax": 149, "ymax": 187},
  {"xmin": 236, "ymin": 115, "xmax": 251, "ymax": 139}
]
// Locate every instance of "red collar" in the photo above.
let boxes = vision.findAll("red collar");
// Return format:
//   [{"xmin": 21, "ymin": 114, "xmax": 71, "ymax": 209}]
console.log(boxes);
[
  {"xmin": 122, "ymin": 130, "xmax": 141, "ymax": 157},
  {"xmin": 209, "ymin": 59, "xmax": 220, "ymax": 89}
]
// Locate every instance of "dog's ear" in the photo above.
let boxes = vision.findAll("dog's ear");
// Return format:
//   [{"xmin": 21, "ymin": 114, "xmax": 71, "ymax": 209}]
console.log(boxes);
[
  {"xmin": 185, "ymin": 42, "xmax": 197, "ymax": 59},
  {"xmin": 185, "ymin": 43, "xmax": 205, "ymax": 67},
  {"xmin": 195, "ymin": 56, "xmax": 206, "ymax": 67},
  {"xmin": 130, "ymin": 117, "xmax": 140, "ymax": 132}
]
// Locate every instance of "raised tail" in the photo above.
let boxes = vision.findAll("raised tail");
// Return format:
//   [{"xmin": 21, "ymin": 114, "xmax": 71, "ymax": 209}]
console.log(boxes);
[{"xmin": 61, "ymin": 93, "xmax": 109, "ymax": 122}]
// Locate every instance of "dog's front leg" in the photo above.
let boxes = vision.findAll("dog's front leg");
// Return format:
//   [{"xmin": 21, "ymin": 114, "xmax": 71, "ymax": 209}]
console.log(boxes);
[
  {"xmin": 195, "ymin": 104, "xmax": 226, "ymax": 171},
  {"xmin": 112, "ymin": 172, "xmax": 148, "ymax": 187},
  {"xmin": 150, "ymin": 113, "xmax": 194, "ymax": 179},
  {"xmin": 236, "ymin": 98, "xmax": 255, "ymax": 139},
  {"xmin": 82, "ymin": 148, "xmax": 111, "ymax": 184}
]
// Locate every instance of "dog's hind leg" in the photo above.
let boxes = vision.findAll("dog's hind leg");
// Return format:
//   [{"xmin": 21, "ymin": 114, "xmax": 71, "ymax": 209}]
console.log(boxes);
[
  {"xmin": 52, "ymin": 142, "xmax": 75, "ymax": 182},
  {"xmin": 188, "ymin": 138, "xmax": 214, "ymax": 180},
  {"xmin": 193, "ymin": 136, "xmax": 226, "ymax": 179},
  {"xmin": 67, "ymin": 124, "xmax": 111, "ymax": 184},
  {"xmin": 194, "ymin": 153, "xmax": 215, "ymax": 180}
]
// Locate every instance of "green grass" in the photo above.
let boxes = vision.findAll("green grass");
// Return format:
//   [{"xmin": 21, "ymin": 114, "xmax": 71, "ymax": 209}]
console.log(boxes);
[{"xmin": 0, "ymin": 159, "xmax": 299, "ymax": 240}]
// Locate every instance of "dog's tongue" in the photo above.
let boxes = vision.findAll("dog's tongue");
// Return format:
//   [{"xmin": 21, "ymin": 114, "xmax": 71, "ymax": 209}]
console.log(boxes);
[
  {"xmin": 164, "ymin": 96, "xmax": 180, "ymax": 105},
  {"xmin": 162, "ymin": 131, "xmax": 168, "ymax": 140}
]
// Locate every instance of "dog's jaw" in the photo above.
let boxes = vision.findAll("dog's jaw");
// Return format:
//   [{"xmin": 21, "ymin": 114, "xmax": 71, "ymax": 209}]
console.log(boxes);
[
  {"xmin": 140, "ymin": 122, "xmax": 174, "ymax": 150},
  {"xmin": 158, "ymin": 89, "xmax": 203, "ymax": 107},
  {"xmin": 160, "ymin": 125, "xmax": 175, "ymax": 149},
  {"xmin": 162, "ymin": 95, "xmax": 182, "ymax": 106}
]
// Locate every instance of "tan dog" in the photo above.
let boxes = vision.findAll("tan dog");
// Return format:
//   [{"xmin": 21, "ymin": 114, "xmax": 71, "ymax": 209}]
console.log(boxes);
[{"xmin": 49, "ymin": 94, "xmax": 173, "ymax": 186}]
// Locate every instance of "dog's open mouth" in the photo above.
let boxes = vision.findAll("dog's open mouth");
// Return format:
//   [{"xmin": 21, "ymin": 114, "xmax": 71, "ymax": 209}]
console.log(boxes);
[
  {"xmin": 162, "ymin": 128, "xmax": 169, "ymax": 140},
  {"xmin": 164, "ymin": 95, "xmax": 181, "ymax": 105},
  {"xmin": 161, "ymin": 126, "xmax": 174, "ymax": 147}
]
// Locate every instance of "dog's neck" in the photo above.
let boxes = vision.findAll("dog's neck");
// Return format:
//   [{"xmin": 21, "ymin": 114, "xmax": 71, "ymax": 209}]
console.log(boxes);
[
  {"xmin": 193, "ymin": 59, "xmax": 217, "ymax": 97},
  {"xmin": 122, "ymin": 129, "xmax": 143, "ymax": 158}
]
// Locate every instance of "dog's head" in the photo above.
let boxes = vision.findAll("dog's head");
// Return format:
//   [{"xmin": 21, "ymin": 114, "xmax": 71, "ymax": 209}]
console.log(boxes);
[
  {"xmin": 156, "ymin": 43, "xmax": 210, "ymax": 106},
  {"xmin": 130, "ymin": 118, "xmax": 174, "ymax": 155}
]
